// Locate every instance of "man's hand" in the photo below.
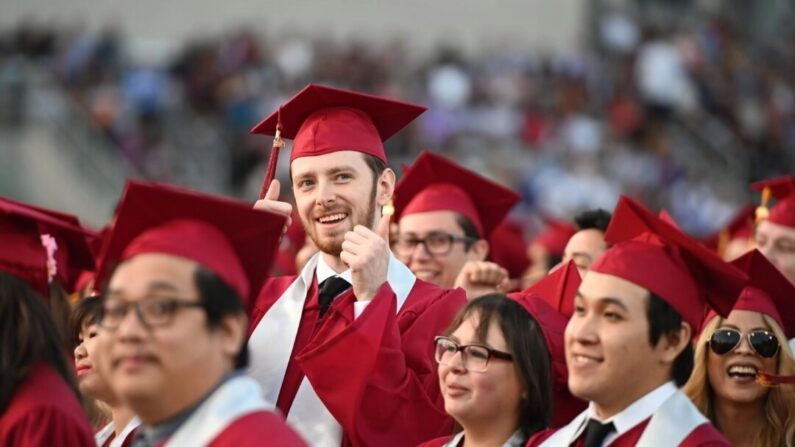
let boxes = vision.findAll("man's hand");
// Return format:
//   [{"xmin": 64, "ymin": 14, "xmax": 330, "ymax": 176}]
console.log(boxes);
[
  {"xmin": 341, "ymin": 213, "xmax": 391, "ymax": 301},
  {"xmin": 253, "ymin": 179, "xmax": 292, "ymax": 233},
  {"xmin": 454, "ymin": 261, "xmax": 510, "ymax": 300}
]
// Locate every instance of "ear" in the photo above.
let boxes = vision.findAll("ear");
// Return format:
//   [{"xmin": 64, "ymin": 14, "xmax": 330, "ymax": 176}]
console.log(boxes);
[
  {"xmin": 218, "ymin": 312, "xmax": 249, "ymax": 362},
  {"xmin": 658, "ymin": 322, "xmax": 692, "ymax": 364},
  {"xmin": 376, "ymin": 168, "xmax": 396, "ymax": 207},
  {"xmin": 467, "ymin": 239, "xmax": 490, "ymax": 262}
]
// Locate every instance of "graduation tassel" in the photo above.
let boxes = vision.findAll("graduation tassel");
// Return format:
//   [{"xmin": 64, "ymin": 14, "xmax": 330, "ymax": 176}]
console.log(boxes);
[
  {"xmin": 757, "ymin": 371, "xmax": 795, "ymax": 387},
  {"xmin": 755, "ymin": 186, "xmax": 771, "ymax": 223},
  {"xmin": 259, "ymin": 109, "xmax": 285, "ymax": 200}
]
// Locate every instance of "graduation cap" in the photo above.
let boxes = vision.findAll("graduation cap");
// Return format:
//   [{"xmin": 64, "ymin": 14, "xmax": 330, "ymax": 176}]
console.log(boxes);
[
  {"xmin": 95, "ymin": 181, "xmax": 287, "ymax": 308},
  {"xmin": 393, "ymin": 151, "xmax": 520, "ymax": 238},
  {"xmin": 702, "ymin": 204, "xmax": 755, "ymax": 258},
  {"xmin": 590, "ymin": 196, "xmax": 748, "ymax": 329},
  {"xmin": 508, "ymin": 260, "xmax": 586, "ymax": 426},
  {"xmin": 532, "ymin": 216, "xmax": 576, "ymax": 256},
  {"xmin": 250, "ymin": 84, "xmax": 427, "ymax": 198},
  {"xmin": 487, "ymin": 220, "xmax": 531, "ymax": 279},
  {"xmin": 751, "ymin": 176, "xmax": 795, "ymax": 228},
  {"xmin": 0, "ymin": 196, "xmax": 96, "ymax": 298}
]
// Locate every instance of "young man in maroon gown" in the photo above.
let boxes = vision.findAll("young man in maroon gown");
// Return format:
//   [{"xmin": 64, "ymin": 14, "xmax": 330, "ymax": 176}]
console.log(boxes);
[
  {"xmin": 93, "ymin": 181, "xmax": 306, "ymax": 446},
  {"xmin": 249, "ymin": 84, "xmax": 466, "ymax": 446},
  {"xmin": 527, "ymin": 196, "xmax": 748, "ymax": 447}
]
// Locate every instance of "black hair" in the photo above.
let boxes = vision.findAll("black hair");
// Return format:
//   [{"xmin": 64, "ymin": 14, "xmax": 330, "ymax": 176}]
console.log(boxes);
[
  {"xmin": 573, "ymin": 209, "xmax": 612, "ymax": 233},
  {"xmin": 647, "ymin": 292, "xmax": 693, "ymax": 386},
  {"xmin": 0, "ymin": 272, "xmax": 81, "ymax": 413},
  {"xmin": 454, "ymin": 214, "xmax": 481, "ymax": 251},
  {"xmin": 362, "ymin": 153, "xmax": 388, "ymax": 180},
  {"xmin": 193, "ymin": 267, "xmax": 249, "ymax": 369},
  {"xmin": 70, "ymin": 296, "xmax": 103, "ymax": 348},
  {"xmin": 443, "ymin": 293, "xmax": 552, "ymax": 440}
]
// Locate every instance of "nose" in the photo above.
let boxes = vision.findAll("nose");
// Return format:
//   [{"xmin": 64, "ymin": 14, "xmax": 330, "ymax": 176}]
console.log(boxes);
[
  {"xmin": 114, "ymin": 305, "xmax": 148, "ymax": 341},
  {"xmin": 410, "ymin": 240, "xmax": 433, "ymax": 262},
  {"xmin": 447, "ymin": 350, "xmax": 467, "ymax": 373},
  {"xmin": 734, "ymin": 334, "xmax": 754, "ymax": 355},
  {"xmin": 74, "ymin": 342, "xmax": 87, "ymax": 360},
  {"xmin": 315, "ymin": 180, "xmax": 337, "ymax": 207},
  {"xmin": 566, "ymin": 313, "xmax": 598, "ymax": 346}
]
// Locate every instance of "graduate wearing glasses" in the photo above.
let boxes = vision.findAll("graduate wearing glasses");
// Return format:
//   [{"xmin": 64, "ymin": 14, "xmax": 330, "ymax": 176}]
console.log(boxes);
[
  {"xmin": 683, "ymin": 250, "xmax": 795, "ymax": 447},
  {"xmin": 393, "ymin": 151, "xmax": 520, "ymax": 298}
]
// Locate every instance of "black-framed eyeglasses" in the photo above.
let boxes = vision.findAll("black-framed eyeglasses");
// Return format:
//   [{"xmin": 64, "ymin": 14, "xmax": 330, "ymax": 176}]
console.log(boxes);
[
  {"xmin": 434, "ymin": 336, "xmax": 513, "ymax": 373},
  {"xmin": 394, "ymin": 232, "xmax": 476, "ymax": 256},
  {"xmin": 99, "ymin": 297, "xmax": 205, "ymax": 330},
  {"xmin": 708, "ymin": 328, "xmax": 780, "ymax": 358}
]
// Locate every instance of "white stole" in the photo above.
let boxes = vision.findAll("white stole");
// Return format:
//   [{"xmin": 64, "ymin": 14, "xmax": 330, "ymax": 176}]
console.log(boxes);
[
  {"xmin": 442, "ymin": 430, "xmax": 525, "ymax": 447},
  {"xmin": 538, "ymin": 390, "xmax": 708, "ymax": 447},
  {"xmin": 94, "ymin": 417, "xmax": 140, "ymax": 447},
  {"xmin": 164, "ymin": 375, "xmax": 273, "ymax": 446},
  {"xmin": 248, "ymin": 252, "xmax": 416, "ymax": 447}
]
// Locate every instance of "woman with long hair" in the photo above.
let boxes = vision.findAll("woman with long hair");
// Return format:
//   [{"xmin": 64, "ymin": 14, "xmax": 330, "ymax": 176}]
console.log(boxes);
[
  {"xmin": 72, "ymin": 296, "xmax": 140, "ymax": 446},
  {"xmin": 683, "ymin": 250, "xmax": 795, "ymax": 447},
  {"xmin": 419, "ymin": 293, "xmax": 553, "ymax": 446}
]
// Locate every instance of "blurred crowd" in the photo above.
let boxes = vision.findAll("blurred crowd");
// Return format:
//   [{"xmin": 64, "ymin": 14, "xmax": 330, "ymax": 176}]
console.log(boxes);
[{"xmin": 1, "ymin": 9, "xmax": 794, "ymax": 236}]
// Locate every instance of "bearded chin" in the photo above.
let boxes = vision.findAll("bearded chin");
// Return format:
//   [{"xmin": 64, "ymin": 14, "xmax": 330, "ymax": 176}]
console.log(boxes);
[{"xmin": 304, "ymin": 194, "xmax": 377, "ymax": 257}]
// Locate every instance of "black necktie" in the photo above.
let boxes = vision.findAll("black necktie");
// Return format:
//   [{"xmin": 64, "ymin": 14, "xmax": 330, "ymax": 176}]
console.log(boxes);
[
  {"xmin": 318, "ymin": 276, "xmax": 350, "ymax": 317},
  {"xmin": 582, "ymin": 419, "xmax": 615, "ymax": 447}
]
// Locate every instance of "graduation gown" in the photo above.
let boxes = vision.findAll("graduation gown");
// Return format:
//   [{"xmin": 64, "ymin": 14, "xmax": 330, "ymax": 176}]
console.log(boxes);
[
  {"xmin": 154, "ymin": 374, "xmax": 306, "ymax": 447},
  {"xmin": 525, "ymin": 390, "xmax": 730, "ymax": 447},
  {"xmin": 0, "ymin": 362, "xmax": 95, "ymax": 446},
  {"xmin": 248, "ymin": 253, "xmax": 466, "ymax": 447}
]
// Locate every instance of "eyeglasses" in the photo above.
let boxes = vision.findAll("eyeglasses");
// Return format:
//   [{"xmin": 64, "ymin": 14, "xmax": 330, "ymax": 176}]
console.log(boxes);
[
  {"xmin": 99, "ymin": 297, "xmax": 205, "ymax": 330},
  {"xmin": 394, "ymin": 232, "xmax": 476, "ymax": 256},
  {"xmin": 708, "ymin": 328, "xmax": 780, "ymax": 358},
  {"xmin": 434, "ymin": 336, "xmax": 513, "ymax": 373}
]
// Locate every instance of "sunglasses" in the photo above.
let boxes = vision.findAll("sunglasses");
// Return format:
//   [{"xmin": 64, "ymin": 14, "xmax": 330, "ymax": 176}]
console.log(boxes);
[{"xmin": 708, "ymin": 328, "xmax": 780, "ymax": 358}]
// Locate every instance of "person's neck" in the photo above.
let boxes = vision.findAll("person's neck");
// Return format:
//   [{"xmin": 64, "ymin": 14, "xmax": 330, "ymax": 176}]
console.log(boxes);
[
  {"xmin": 460, "ymin": 414, "xmax": 519, "ymax": 447},
  {"xmin": 322, "ymin": 252, "xmax": 350, "ymax": 274},
  {"xmin": 713, "ymin": 396, "xmax": 766, "ymax": 447},
  {"xmin": 593, "ymin": 379, "xmax": 669, "ymax": 420},
  {"xmin": 110, "ymin": 405, "xmax": 136, "ymax": 437}
]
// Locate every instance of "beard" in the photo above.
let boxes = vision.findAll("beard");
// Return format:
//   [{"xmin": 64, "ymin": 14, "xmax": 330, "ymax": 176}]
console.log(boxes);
[{"xmin": 303, "ymin": 184, "xmax": 377, "ymax": 256}]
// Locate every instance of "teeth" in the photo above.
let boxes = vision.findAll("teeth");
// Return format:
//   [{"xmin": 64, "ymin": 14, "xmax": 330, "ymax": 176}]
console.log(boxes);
[
  {"xmin": 572, "ymin": 355, "xmax": 598, "ymax": 365},
  {"xmin": 728, "ymin": 365, "xmax": 758, "ymax": 377},
  {"xmin": 318, "ymin": 213, "xmax": 347, "ymax": 223}
]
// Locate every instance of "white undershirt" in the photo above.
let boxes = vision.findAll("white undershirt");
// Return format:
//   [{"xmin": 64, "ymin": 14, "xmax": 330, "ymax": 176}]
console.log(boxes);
[{"xmin": 577, "ymin": 381, "xmax": 678, "ymax": 446}]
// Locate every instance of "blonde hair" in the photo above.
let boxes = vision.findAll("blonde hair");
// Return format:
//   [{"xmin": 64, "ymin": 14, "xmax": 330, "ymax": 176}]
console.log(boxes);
[{"xmin": 683, "ymin": 314, "xmax": 795, "ymax": 447}]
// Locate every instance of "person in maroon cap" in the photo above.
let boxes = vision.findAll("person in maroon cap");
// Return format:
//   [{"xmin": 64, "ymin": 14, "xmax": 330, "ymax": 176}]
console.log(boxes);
[
  {"xmin": 0, "ymin": 197, "xmax": 96, "ymax": 446},
  {"xmin": 752, "ymin": 176, "xmax": 795, "ymax": 286},
  {"xmin": 527, "ymin": 196, "xmax": 749, "ymax": 447},
  {"xmin": 683, "ymin": 250, "xmax": 795, "ymax": 447},
  {"xmin": 250, "ymin": 84, "xmax": 466, "ymax": 446},
  {"xmin": 702, "ymin": 204, "xmax": 755, "ymax": 262},
  {"xmin": 522, "ymin": 217, "xmax": 577, "ymax": 289},
  {"xmin": 92, "ymin": 181, "xmax": 306, "ymax": 446},
  {"xmin": 559, "ymin": 209, "xmax": 611, "ymax": 279},
  {"xmin": 392, "ymin": 151, "xmax": 519, "ymax": 298}
]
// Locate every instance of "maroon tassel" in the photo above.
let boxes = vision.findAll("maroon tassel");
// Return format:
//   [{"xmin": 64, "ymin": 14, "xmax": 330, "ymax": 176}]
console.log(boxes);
[
  {"xmin": 258, "ymin": 108, "xmax": 285, "ymax": 200},
  {"xmin": 757, "ymin": 371, "xmax": 795, "ymax": 387}
]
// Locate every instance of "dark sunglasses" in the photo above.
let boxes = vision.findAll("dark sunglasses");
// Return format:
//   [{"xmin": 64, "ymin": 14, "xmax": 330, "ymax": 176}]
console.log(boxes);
[{"xmin": 708, "ymin": 328, "xmax": 780, "ymax": 358}]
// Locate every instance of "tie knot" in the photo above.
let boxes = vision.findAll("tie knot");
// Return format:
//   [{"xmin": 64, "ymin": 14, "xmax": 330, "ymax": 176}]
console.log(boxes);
[
  {"xmin": 583, "ymin": 419, "xmax": 615, "ymax": 447},
  {"xmin": 319, "ymin": 276, "xmax": 350, "ymax": 297}
]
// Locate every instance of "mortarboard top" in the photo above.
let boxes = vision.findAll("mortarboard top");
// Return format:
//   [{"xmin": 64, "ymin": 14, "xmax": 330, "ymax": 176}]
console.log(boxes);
[
  {"xmin": 507, "ymin": 260, "xmax": 586, "ymax": 426},
  {"xmin": 702, "ymin": 204, "xmax": 755, "ymax": 256},
  {"xmin": 728, "ymin": 249, "xmax": 795, "ymax": 338},
  {"xmin": 0, "ymin": 196, "xmax": 97, "ymax": 297},
  {"xmin": 751, "ymin": 176, "xmax": 795, "ymax": 228},
  {"xmin": 95, "ymin": 181, "xmax": 286, "ymax": 308},
  {"xmin": 487, "ymin": 220, "xmax": 531, "ymax": 279},
  {"xmin": 521, "ymin": 259, "xmax": 581, "ymax": 319},
  {"xmin": 590, "ymin": 196, "xmax": 748, "ymax": 329},
  {"xmin": 251, "ymin": 84, "xmax": 426, "ymax": 165},
  {"xmin": 532, "ymin": 216, "xmax": 576, "ymax": 256},
  {"xmin": 393, "ymin": 151, "xmax": 520, "ymax": 238}
]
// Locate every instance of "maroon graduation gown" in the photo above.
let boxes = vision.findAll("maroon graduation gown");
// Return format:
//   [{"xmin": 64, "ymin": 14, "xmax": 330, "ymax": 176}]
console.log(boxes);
[{"xmin": 0, "ymin": 362, "xmax": 95, "ymax": 446}]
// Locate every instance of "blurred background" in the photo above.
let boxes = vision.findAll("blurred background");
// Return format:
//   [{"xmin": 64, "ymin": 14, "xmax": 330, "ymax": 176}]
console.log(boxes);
[{"xmin": 1, "ymin": 0, "xmax": 794, "ymax": 239}]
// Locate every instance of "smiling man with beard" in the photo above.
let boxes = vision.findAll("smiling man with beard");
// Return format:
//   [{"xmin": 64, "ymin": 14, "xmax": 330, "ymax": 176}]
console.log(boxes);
[{"xmin": 249, "ymin": 84, "xmax": 466, "ymax": 447}]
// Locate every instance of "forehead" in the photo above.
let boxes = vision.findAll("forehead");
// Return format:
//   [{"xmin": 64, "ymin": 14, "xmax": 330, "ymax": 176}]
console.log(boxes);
[
  {"xmin": 566, "ymin": 229, "xmax": 606, "ymax": 253},
  {"xmin": 108, "ymin": 253, "xmax": 198, "ymax": 296},
  {"xmin": 757, "ymin": 220, "xmax": 795, "ymax": 241},
  {"xmin": 399, "ymin": 210, "xmax": 463, "ymax": 235},
  {"xmin": 451, "ymin": 312, "xmax": 507, "ymax": 348},
  {"xmin": 290, "ymin": 150, "xmax": 371, "ymax": 179},
  {"xmin": 722, "ymin": 309, "xmax": 770, "ymax": 331},
  {"xmin": 578, "ymin": 270, "xmax": 649, "ymax": 311}
]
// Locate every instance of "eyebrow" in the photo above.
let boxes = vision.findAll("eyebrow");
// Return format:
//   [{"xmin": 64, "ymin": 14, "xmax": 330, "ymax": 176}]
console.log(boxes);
[
  {"xmin": 107, "ymin": 281, "xmax": 180, "ymax": 297},
  {"xmin": 575, "ymin": 291, "xmax": 630, "ymax": 311},
  {"xmin": 720, "ymin": 324, "xmax": 770, "ymax": 332},
  {"xmin": 570, "ymin": 252, "xmax": 593, "ymax": 262}
]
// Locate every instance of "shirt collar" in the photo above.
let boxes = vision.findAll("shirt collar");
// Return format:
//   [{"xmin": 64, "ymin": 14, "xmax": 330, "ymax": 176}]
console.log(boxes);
[
  {"xmin": 316, "ymin": 254, "xmax": 352, "ymax": 284},
  {"xmin": 581, "ymin": 381, "xmax": 678, "ymax": 438}
]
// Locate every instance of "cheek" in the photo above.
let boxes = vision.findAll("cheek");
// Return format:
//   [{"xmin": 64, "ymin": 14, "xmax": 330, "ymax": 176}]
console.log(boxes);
[{"xmin": 706, "ymin": 351, "xmax": 726, "ymax": 391}]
